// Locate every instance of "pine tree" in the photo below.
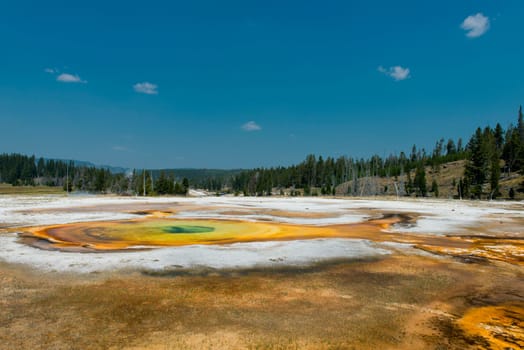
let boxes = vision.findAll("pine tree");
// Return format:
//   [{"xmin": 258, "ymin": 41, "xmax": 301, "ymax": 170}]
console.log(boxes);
[
  {"xmin": 502, "ymin": 126, "xmax": 520, "ymax": 173},
  {"xmin": 446, "ymin": 139, "xmax": 456, "ymax": 156},
  {"xmin": 37, "ymin": 157, "xmax": 45, "ymax": 177},
  {"xmin": 155, "ymin": 171, "xmax": 171, "ymax": 195},
  {"xmin": 517, "ymin": 106, "xmax": 524, "ymax": 170},
  {"xmin": 414, "ymin": 165, "xmax": 427, "ymax": 197},
  {"xmin": 137, "ymin": 170, "xmax": 153, "ymax": 196},
  {"xmin": 94, "ymin": 169, "xmax": 108, "ymax": 192},
  {"xmin": 489, "ymin": 128, "xmax": 501, "ymax": 199},
  {"xmin": 461, "ymin": 177, "xmax": 470, "ymax": 198},
  {"xmin": 405, "ymin": 171, "xmax": 413, "ymax": 196},
  {"xmin": 494, "ymin": 123, "xmax": 505, "ymax": 153},
  {"xmin": 464, "ymin": 128, "xmax": 488, "ymax": 198},
  {"xmin": 519, "ymin": 105, "xmax": 524, "ymax": 142},
  {"xmin": 182, "ymin": 177, "xmax": 189, "ymax": 195},
  {"xmin": 174, "ymin": 182, "xmax": 183, "ymax": 194},
  {"xmin": 410, "ymin": 145, "xmax": 417, "ymax": 162},
  {"xmin": 431, "ymin": 179, "xmax": 439, "ymax": 198},
  {"xmin": 489, "ymin": 155, "xmax": 501, "ymax": 199},
  {"xmin": 457, "ymin": 178, "xmax": 464, "ymax": 199}
]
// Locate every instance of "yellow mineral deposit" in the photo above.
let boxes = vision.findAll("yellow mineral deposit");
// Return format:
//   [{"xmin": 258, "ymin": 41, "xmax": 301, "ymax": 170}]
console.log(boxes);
[
  {"xmin": 23, "ymin": 217, "xmax": 394, "ymax": 251},
  {"xmin": 20, "ymin": 214, "xmax": 524, "ymax": 268},
  {"xmin": 457, "ymin": 303, "xmax": 524, "ymax": 350}
]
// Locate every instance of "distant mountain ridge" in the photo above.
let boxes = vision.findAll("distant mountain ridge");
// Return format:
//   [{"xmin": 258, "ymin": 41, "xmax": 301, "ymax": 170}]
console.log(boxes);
[
  {"xmin": 45, "ymin": 158, "xmax": 243, "ymax": 182},
  {"xmin": 45, "ymin": 158, "xmax": 128, "ymax": 174}
]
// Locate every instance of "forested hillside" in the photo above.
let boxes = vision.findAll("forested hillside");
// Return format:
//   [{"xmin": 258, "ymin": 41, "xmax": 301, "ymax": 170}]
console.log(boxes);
[{"xmin": 230, "ymin": 107, "xmax": 524, "ymax": 199}]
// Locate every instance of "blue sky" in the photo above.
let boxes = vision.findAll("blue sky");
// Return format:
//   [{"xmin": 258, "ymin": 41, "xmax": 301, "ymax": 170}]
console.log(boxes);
[{"xmin": 1, "ymin": 0, "xmax": 523, "ymax": 169}]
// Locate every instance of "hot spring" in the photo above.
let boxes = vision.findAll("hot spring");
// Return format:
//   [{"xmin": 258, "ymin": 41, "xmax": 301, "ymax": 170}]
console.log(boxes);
[{"xmin": 20, "ymin": 216, "xmax": 407, "ymax": 252}]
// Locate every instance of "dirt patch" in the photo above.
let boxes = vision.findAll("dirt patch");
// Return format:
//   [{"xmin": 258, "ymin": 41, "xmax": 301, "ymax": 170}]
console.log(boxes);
[{"xmin": 1, "ymin": 253, "xmax": 523, "ymax": 349}]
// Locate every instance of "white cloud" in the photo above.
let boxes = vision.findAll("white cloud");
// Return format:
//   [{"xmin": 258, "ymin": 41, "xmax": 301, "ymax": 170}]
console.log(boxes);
[
  {"xmin": 56, "ymin": 73, "xmax": 87, "ymax": 83},
  {"xmin": 133, "ymin": 82, "xmax": 158, "ymax": 95},
  {"xmin": 378, "ymin": 65, "xmax": 410, "ymax": 81},
  {"xmin": 461, "ymin": 13, "xmax": 490, "ymax": 38},
  {"xmin": 44, "ymin": 68, "xmax": 57, "ymax": 74},
  {"xmin": 112, "ymin": 146, "xmax": 128, "ymax": 152},
  {"xmin": 242, "ymin": 121, "xmax": 261, "ymax": 131}
]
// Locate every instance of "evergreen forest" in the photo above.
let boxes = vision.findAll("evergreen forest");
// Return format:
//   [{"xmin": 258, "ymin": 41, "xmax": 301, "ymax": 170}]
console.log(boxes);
[{"xmin": 1, "ymin": 107, "xmax": 524, "ymax": 199}]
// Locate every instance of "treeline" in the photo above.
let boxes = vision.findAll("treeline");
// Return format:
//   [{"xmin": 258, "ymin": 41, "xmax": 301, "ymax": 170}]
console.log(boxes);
[
  {"xmin": 230, "ymin": 141, "xmax": 466, "ymax": 197},
  {"xmin": 0, "ymin": 154, "xmax": 128, "ymax": 192},
  {"xmin": 2, "ymin": 107, "xmax": 524, "ymax": 199},
  {"xmin": 230, "ymin": 107, "xmax": 524, "ymax": 199},
  {"xmin": 130, "ymin": 170, "xmax": 189, "ymax": 196},
  {"xmin": 0, "ymin": 155, "xmax": 190, "ymax": 195},
  {"xmin": 150, "ymin": 168, "xmax": 241, "ymax": 192}
]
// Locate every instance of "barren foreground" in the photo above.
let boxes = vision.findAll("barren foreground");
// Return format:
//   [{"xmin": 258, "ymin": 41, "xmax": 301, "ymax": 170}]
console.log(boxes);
[{"xmin": 0, "ymin": 195, "xmax": 522, "ymax": 349}]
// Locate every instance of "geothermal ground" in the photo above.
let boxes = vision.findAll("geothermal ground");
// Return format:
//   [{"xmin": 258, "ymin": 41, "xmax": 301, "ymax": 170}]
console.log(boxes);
[{"xmin": 0, "ymin": 195, "xmax": 523, "ymax": 349}]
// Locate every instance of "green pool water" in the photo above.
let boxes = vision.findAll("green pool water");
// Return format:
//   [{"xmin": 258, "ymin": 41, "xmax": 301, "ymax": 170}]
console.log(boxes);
[{"xmin": 163, "ymin": 225, "xmax": 215, "ymax": 234}]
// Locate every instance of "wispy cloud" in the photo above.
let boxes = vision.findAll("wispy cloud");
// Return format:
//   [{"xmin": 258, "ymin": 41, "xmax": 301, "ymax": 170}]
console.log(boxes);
[
  {"xmin": 378, "ymin": 65, "xmax": 411, "ymax": 81},
  {"xmin": 133, "ymin": 82, "xmax": 158, "ymax": 95},
  {"xmin": 242, "ymin": 121, "xmax": 262, "ymax": 132},
  {"xmin": 112, "ymin": 145, "xmax": 128, "ymax": 152},
  {"xmin": 44, "ymin": 68, "xmax": 57, "ymax": 74},
  {"xmin": 461, "ymin": 13, "xmax": 490, "ymax": 38},
  {"xmin": 56, "ymin": 73, "xmax": 87, "ymax": 83}
]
